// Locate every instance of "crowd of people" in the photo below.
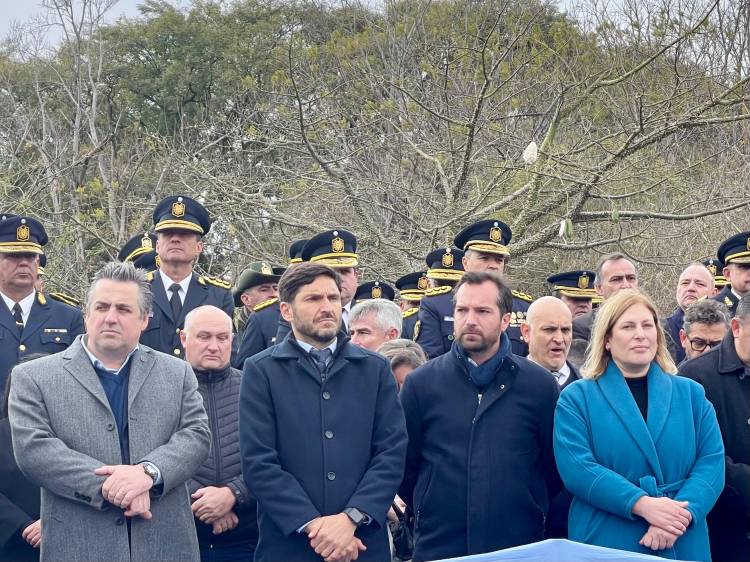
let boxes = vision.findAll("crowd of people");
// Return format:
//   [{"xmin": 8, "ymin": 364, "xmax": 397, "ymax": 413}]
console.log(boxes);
[{"xmin": 0, "ymin": 195, "xmax": 748, "ymax": 562}]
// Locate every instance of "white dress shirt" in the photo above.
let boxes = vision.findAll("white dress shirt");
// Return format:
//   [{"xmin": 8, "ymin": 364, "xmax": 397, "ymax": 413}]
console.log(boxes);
[
  {"xmin": 0, "ymin": 289, "xmax": 36, "ymax": 324},
  {"xmin": 158, "ymin": 270, "xmax": 192, "ymax": 305}
]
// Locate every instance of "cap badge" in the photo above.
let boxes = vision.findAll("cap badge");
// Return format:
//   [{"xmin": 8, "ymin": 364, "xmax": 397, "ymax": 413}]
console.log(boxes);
[
  {"xmin": 417, "ymin": 275, "xmax": 429, "ymax": 290},
  {"xmin": 171, "ymin": 201, "xmax": 186, "ymax": 217},
  {"xmin": 747, "ymin": 237, "xmax": 750, "ymax": 251},
  {"xmin": 708, "ymin": 263, "xmax": 717, "ymax": 276},
  {"xmin": 332, "ymin": 236, "xmax": 345, "ymax": 253},
  {"xmin": 371, "ymin": 286, "xmax": 382, "ymax": 299},
  {"xmin": 489, "ymin": 226, "xmax": 502, "ymax": 243},
  {"xmin": 16, "ymin": 225, "xmax": 30, "ymax": 242},
  {"xmin": 578, "ymin": 274, "xmax": 589, "ymax": 289},
  {"xmin": 442, "ymin": 250, "xmax": 454, "ymax": 268},
  {"xmin": 141, "ymin": 235, "xmax": 153, "ymax": 249},
  {"xmin": 261, "ymin": 263, "xmax": 272, "ymax": 275}
]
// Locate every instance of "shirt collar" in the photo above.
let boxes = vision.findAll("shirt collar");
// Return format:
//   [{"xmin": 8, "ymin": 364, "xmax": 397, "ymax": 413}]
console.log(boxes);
[
  {"xmin": 158, "ymin": 269, "xmax": 192, "ymax": 295},
  {"xmin": 527, "ymin": 356, "xmax": 571, "ymax": 377},
  {"xmin": 0, "ymin": 289, "xmax": 37, "ymax": 319},
  {"xmin": 295, "ymin": 338, "xmax": 337, "ymax": 355},
  {"xmin": 82, "ymin": 335, "xmax": 139, "ymax": 376}
]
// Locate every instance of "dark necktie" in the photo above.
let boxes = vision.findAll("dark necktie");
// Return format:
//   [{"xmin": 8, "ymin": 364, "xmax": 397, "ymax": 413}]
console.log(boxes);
[
  {"xmin": 12, "ymin": 303, "xmax": 24, "ymax": 334},
  {"xmin": 309, "ymin": 348, "xmax": 332, "ymax": 377},
  {"xmin": 169, "ymin": 283, "xmax": 183, "ymax": 321}
]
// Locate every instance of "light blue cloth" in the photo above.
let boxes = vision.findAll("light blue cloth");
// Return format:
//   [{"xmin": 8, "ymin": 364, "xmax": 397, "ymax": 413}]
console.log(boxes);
[
  {"xmin": 553, "ymin": 362, "xmax": 724, "ymax": 561},
  {"xmin": 434, "ymin": 538, "xmax": 697, "ymax": 561}
]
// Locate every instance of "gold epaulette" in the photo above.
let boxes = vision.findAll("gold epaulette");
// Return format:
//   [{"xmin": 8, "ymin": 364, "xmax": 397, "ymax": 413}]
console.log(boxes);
[
  {"xmin": 48, "ymin": 291, "xmax": 80, "ymax": 307},
  {"xmin": 253, "ymin": 297, "xmax": 279, "ymax": 312},
  {"xmin": 199, "ymin": 275, "xmax": 232, "ymax": 289},
  {"xmin": 402, "ymin": 307, "xmax": 419, "ymax": 318},
  {"xmin": 424, "ymin": 286, "xmax": 452, "ymax": 297},
  {"xmin": 512, "ymin": 290, "xmax": 534, "ymax": 303}
]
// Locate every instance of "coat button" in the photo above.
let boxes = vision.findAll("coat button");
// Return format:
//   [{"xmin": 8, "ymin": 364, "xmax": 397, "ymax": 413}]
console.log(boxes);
[
  {"xmin": 173, "ymin": 348, "xmax": 181, "ymax": 355},
  {"xmin": 55, "ymin": 337, "xmax": 60, "ymax": 342},
  {"xmin": 106, "ymin": 423, "xmax": 115, "ymax": 431},
  {"xmin": 19, "ymin": 344, "xmax": 26, "ymax": 351},
  {"xmin": 447, "ymin": 335, "xmax": 454, "ymax": 341},
  {"xmin": 322, "ymin": 391, "xmax": 331, "ymax": 400},
  {"xmin": 327, "ymin": 471, "xmax": 336, "ymax": 481},
  {"xmin": 325, "ymin": 430, "xmax": 334, "ymax": 439},
  {"xmin": 115, "ymin": 517, "xmax": 125, "ymax": 526}
]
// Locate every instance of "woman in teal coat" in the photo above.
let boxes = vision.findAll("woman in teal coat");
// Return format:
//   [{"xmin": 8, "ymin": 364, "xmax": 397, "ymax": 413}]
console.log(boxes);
[{"xmin": 554, "ymin": 290, "xmax": 724, "ymax": 561}]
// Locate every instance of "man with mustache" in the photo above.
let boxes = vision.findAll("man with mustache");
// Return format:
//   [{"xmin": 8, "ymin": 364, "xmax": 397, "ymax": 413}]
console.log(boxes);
[
  {"xmin": 0, "ymin": 214, "xmax": 83, "ymax": 392},
  {"xmin": 139, "ymin": 195, "xmax": 233, "ymax": 358},
  {"xmin": 239, "ymin": 262, "xmax": 407, "ymax": 562},
  {"xmin": 400, "ymin": 272, "xmax": 560, "ymax": 561}
]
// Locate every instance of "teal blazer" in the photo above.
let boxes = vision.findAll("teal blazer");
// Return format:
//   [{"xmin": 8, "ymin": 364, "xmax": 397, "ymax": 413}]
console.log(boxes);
[{"xmin": 554, "ymin": 361, "xmax": 725, "ymax": 561}]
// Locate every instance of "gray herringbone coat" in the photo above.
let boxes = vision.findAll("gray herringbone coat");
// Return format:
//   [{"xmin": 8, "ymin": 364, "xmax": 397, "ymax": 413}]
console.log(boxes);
[{"xmin": 8, "ymin": 336, "xmax": 211, "ymax": 562}]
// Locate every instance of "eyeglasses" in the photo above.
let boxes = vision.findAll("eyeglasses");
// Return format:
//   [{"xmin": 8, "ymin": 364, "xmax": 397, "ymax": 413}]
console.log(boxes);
[{"xmin": 686, "ymin": 337, "xmax": 722, "ymax": 352}]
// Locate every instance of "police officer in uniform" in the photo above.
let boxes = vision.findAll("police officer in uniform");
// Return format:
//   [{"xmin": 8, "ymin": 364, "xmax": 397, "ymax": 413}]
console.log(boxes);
[
  {"xmin": 704, "ymin": 257, "xmax": 729, "ymax": 297},
  {"xmin": 232, "ymin": 239, "xmax": 307, "ymax": 368},
  {"xmin": 232, "ymin": 261, "xmax": 285, "ymax": 336},
  {"xmin": 546, "ymin": 270, "xmax": 597, "ymax": 319},
  {"xmin": 117, "ymin": 232, "xmax": 160, "ymax": 272},
  {"xmin": 139, "ymin": 195, "xmax": 233, "ymax": 357},
  {"xmin": 0, "ymin": 214, "xmax": 84, "ymax": 390},
  {"xmin": 36, "ymin": 252, "xmax": 81, "ymax": 308},
  {"xmin": 713, "ymin": 231, "xmax": 750, "ymax": 317},
  {"xmin": 453, "ymin": 219, "xmax": 533, "ymax": 356},
  {"xmin": 415, "ymin": 247, "xmax": 465, "ymax": 359},
  {"xmin": 395, "ymin": 271, "xmax": 428, "ymax": 341},
  {"xmin": 353, "ymin": 281, "xmax": 396, "ymax": 303}
]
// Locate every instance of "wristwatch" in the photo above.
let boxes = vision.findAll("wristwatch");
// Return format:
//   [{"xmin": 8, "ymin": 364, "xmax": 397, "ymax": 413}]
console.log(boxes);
[
  {"xmin": 343, "ymin": 507, "xmax": 367, "ymax": 527},
  {"xmin": 139, "ymin": 462, "xmax": 159, "ymax": 484}
]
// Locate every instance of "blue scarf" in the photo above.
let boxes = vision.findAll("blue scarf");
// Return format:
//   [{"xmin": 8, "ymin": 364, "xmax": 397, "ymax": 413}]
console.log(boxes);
[{"xmin": 453, "ymin": 331, "xmax": 512, "ymax": 390}]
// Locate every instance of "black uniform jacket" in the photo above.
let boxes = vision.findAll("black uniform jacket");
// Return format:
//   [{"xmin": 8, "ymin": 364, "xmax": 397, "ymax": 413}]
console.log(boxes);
[
  {"xmin": 140, "ymin": 271, "xmax": 233, "ymax": 357},
  {"xmin": 679, "ymin": 332, "xmax": 750, "ymax": 562},
  {"xmin": 0, "ymin": 291, "xmax": 83, "ymax": 392},
  {"xmin": 399, "ymin": 344, "xmax": 561, "ymax": 561}
]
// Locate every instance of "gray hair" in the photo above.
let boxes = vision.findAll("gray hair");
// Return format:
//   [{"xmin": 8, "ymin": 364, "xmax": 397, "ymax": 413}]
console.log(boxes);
[
  {"xmin": 349, "ymin": 299, "xmax": 403, "ymax": 335},
  {"xmin": 86, "ymin": 261, "xmax": 153, "ymax": 318},
  {"xmin": 736, "ymin": 295, "xmax": 750, "ymax": 322},
  {"xmin": 184, "ymin": 305, "xmax": 232, "ymax": 333},
  {"xmin": 594, "ymin": 252, "xmax": 636, "ymax": 288},
  {"xmin": 376, "ymin": 339, "xmax": 427, "ymax": 371},
  {"xmin": 682, "ymin": 299, "xmax": 731, "ymax": 334}
]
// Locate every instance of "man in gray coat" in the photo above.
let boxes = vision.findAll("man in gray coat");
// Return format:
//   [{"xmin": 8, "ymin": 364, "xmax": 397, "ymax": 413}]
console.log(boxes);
[{"xmin": 8, "ymin": 261, "xmax": 211, "ymax": 562}]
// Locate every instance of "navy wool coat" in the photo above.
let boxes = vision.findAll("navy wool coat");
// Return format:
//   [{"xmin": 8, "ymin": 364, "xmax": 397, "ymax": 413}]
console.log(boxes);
[
  {"xmin": 399, "ymin": 346, "xmax": 561, "ymax": 562},
  {"xmin": 239, "ymin": 334, "xmax": 407, "ymax": 562}
]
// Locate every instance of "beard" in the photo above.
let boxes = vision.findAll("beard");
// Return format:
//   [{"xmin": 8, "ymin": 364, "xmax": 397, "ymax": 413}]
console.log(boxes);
[
  {"xmin": 457, "ymin": 331, "xmax": 495, "ymax": 354},
  {"xmin": 295, "ymin": 315, "xmax": 340, "ymax": 345}
]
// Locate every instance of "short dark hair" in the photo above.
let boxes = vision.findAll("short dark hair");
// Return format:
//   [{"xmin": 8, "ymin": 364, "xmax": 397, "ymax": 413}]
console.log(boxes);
[
  {"xmin": 453, "ymin": 271, "xmax": 513, "ymax": 315},
  {"xmin": 736, "ymin": 295, "xmax": 750, "ymax": 322},
  {"xmin": 682, "ymin": 299, "xmax": 730, "ymax": 334},
  {"xmin": 278, "ymin": 262, "xmax": 341, "ymax": 303},
  {"xmin": 594, "ymin": 252, "xmax": 636, "ymax": 287}
]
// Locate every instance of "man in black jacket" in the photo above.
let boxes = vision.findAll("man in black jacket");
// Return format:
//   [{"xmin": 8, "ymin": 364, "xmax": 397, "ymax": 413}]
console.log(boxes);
[
  {"xmin": 679, "ymin": 294, "xmax": 750, "ymax": 562},
  {"xmin": 181, "ymin": 305, "xmax": 258, "ymax": 562},
  {"xmin": 400, "ymin": 272, "xmax": 560, "ymax": 562}
]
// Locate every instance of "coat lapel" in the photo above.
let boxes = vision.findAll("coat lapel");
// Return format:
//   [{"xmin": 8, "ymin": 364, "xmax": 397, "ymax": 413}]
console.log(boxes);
[
  {"xmin": 0, "ymin": 298, "xmax": 20, "ymax": 341},
  {"xmin": 62, "ymin": 336, "xmax": 112, "ymax": 413},
  {"xmin": 150, "ymin": 272, "xmax": 174, "ymax": 322},
  {"xmin": 597, "ymin": 362, "xmax": 663, "ymax": 480},
  {"xmin": 646, "ymin": 366, "xmax": 672, "ymax": 446},
  {"xmin": 178, "ymin": 274, "xmax": 207, "ymax": 326},
  {"xmin": 21, "ymin": 293, "xmax": 52, "ymax": 342},
  {"xmin": 272, "ymin": 338, "xmax": 323, "ymax": 385},
  {"xmin": 128, "ymin": 348, "xmax": 156, "ymax": 409}
]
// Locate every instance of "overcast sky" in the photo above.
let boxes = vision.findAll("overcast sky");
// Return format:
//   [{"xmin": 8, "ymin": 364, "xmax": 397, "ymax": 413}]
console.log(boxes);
[{"xmin": 0, "ymin": 0, "xmax": 187, "ymax": 44}]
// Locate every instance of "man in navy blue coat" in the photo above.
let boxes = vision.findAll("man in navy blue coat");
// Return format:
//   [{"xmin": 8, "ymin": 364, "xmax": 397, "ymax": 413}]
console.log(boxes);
[
  {"xmin": 240, "ymin": 262, "xmax": 407, "ymax": 562},
  {"xmin": 400, "ymin": 272, "xmax": 560, "ymax": 562}
]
